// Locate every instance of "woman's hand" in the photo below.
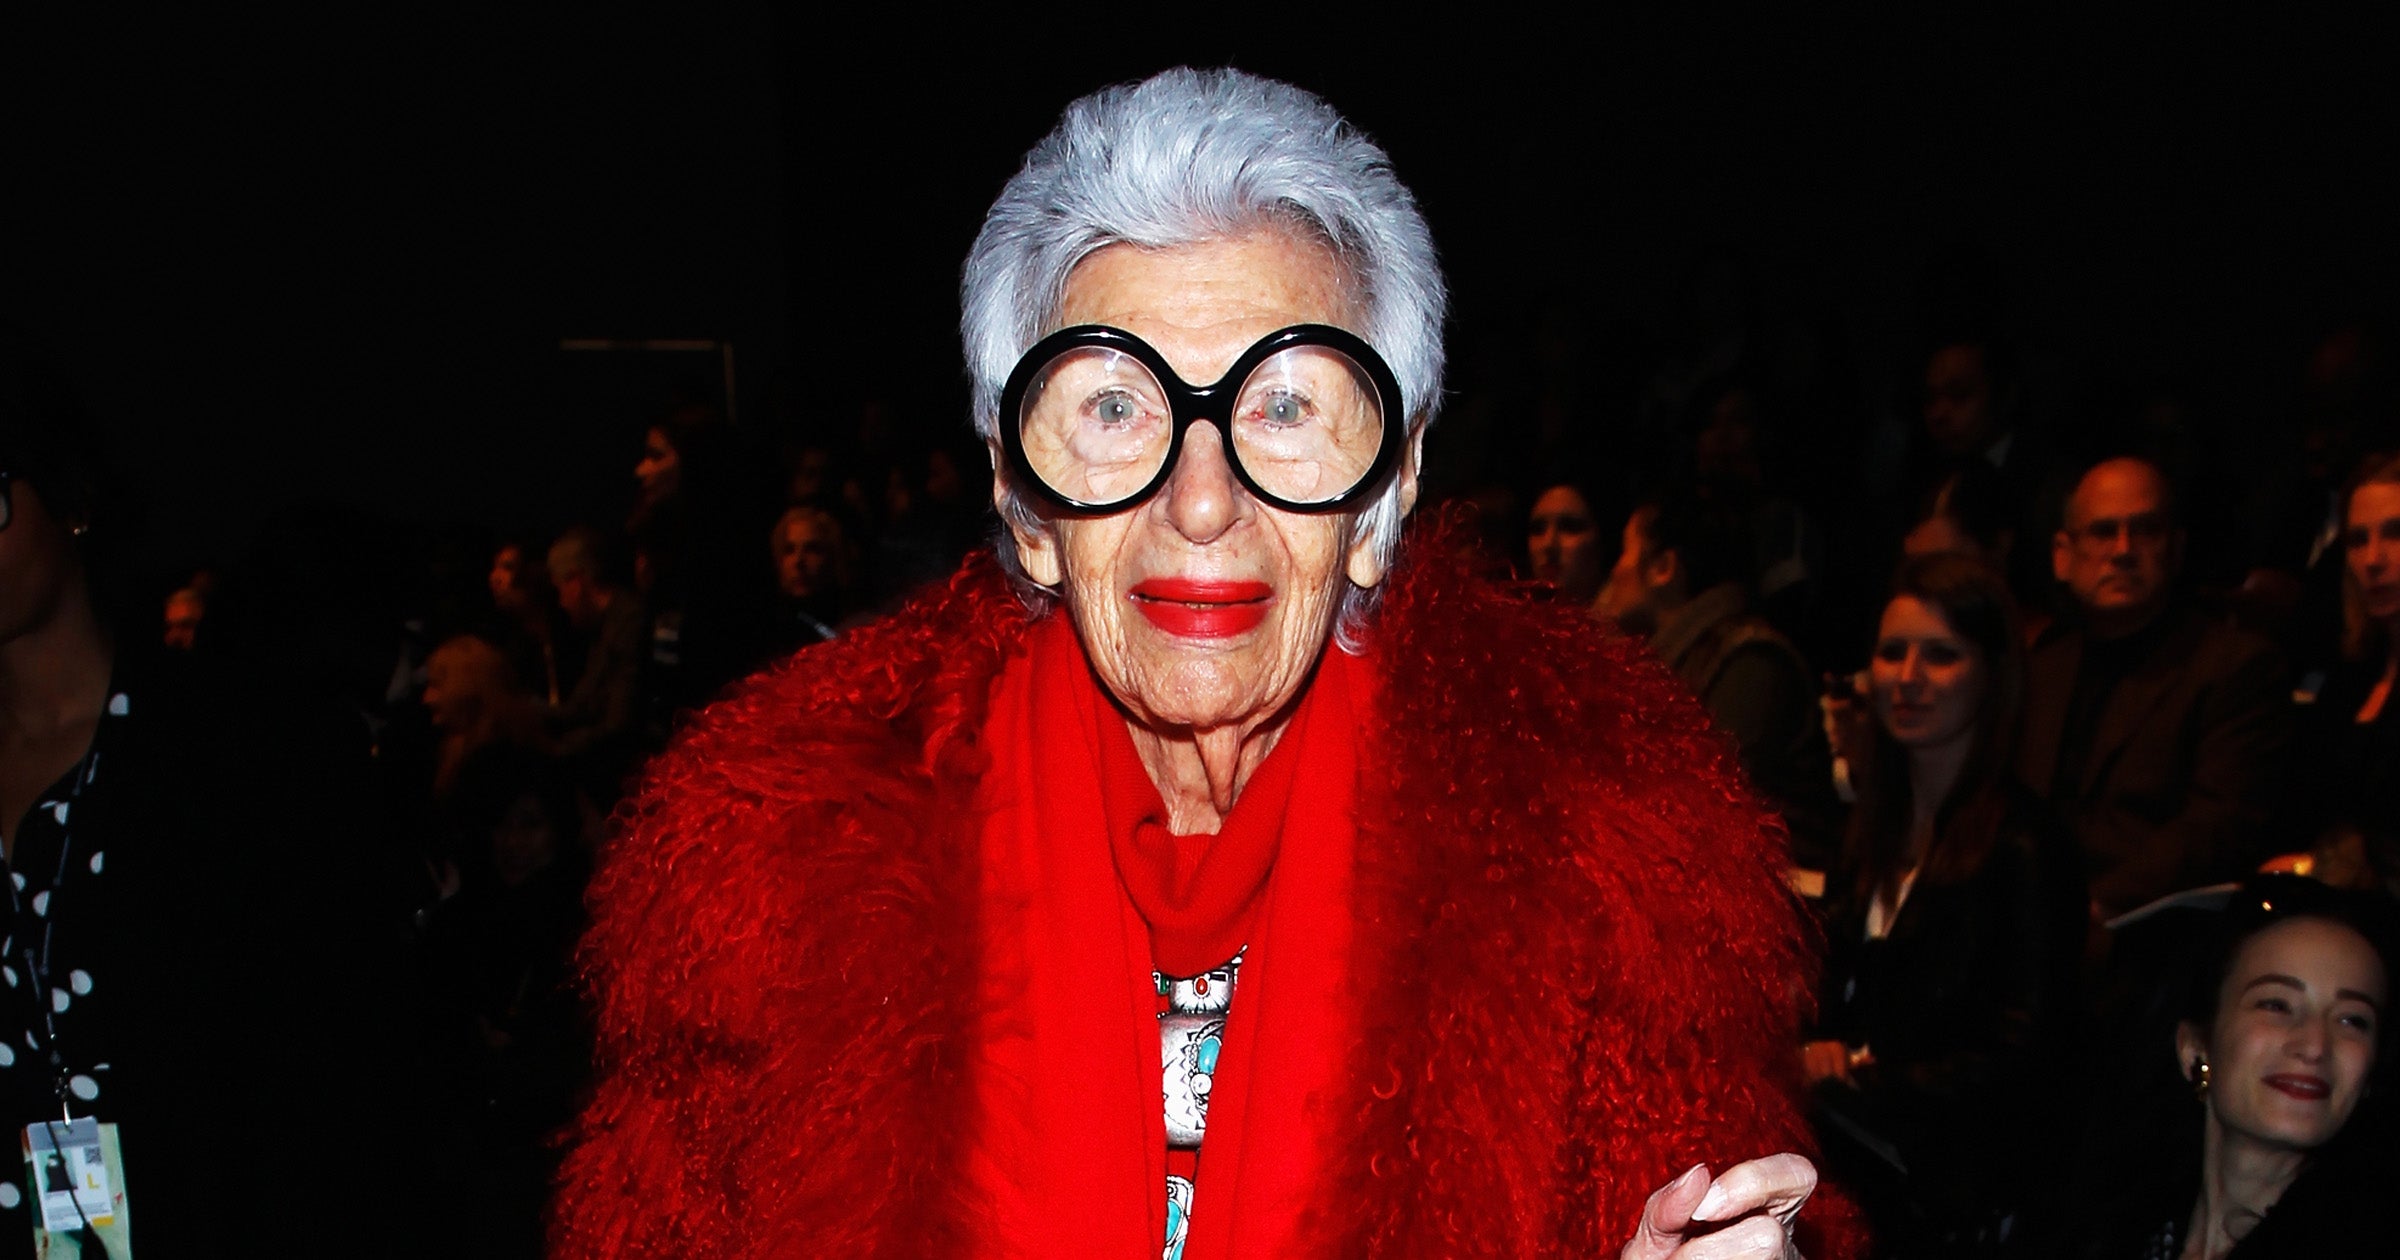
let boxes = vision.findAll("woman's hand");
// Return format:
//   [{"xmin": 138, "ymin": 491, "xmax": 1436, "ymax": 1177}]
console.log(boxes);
[{"xmin": 1621, "ymin": 1156, "xmax": 1817, "ymax": 1259}]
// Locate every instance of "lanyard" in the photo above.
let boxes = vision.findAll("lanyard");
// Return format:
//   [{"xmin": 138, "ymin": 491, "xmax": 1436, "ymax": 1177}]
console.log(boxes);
[{"xmin": 7, "ymin": 727, "xmax": 108, "ymax": 1121}]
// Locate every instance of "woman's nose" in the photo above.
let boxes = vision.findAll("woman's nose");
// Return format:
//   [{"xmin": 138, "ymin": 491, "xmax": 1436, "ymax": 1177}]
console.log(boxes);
[
  {"xmin": 1159, "ymin": 422, "xmax": 1247, "ymax": 545},
  {"xmin": 2290, "ymin": 1015, "xmax": 2330, "ymax": 1061},
  {"xmin": 1896, "ymin": 650, "xmax": 1925, "ymax": 683}
]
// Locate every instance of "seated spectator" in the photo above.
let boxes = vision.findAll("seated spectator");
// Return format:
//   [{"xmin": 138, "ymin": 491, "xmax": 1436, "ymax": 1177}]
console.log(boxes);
[
  {"xmin": 421, "ymin": 634, "xmax": 543, "ymax": 799},
  {"xmin": 2284, "ymin": 451, "xmax": 2400, "ymax": 897},
  {"xmin": 160, "ymin": 582, "xmax": 206, "ymax": 652},
  {"xmin": 544, "ymin": 527, "xmax": 645, "ymax": 777},
  {"xmin": 1598, "ymin": 492, "xmax": 1838, "ymax": 868},
  {"xmin": 2059, "ymin": 874, "xmax": 2393, "ymax": 1257},
  {"xmin": 418, "ymin": 747, "xmax": 590, "ymax": 1258},
  {"xmin": 2018, "ymin": 457, "xmax": 2293, "ymax": 920},
  {"xmin": 768, "ymin": 503, "xmax": 857, "ymax": 648},
  {"xmin": 1902, "ymin": 461, "xmax": 2016, "ymax": 569},
  {"xmin": 1690, "ymin": 381, "xmax": 1826, "ymax": 654},
  {"xmin": 1903, "ymin": 461, "xmax": 2046, "ymax": 643},
  {"xmin": 628, "ymin": 404, "xmax": 777, "ymax": 710},
  {"xmin": 488, "ymin": 539, "xmax": 568, "ymax": 705},
  {"xmin": 1523, "ymin": 480, "xmax": 1606, "ymax": 604},
  {"xmin": 1906, "ymin": 333, "xmax": 2066, "ymax": 622},
  {"xmin": 1804, "ymin": 555, "xmax": 2087, "ymax": 1253}
]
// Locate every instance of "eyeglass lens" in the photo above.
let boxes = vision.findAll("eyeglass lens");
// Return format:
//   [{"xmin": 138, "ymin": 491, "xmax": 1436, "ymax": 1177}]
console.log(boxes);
[{"xmin": 1017, "ymin": 346, "xmax": 1385, "ymax": 507}]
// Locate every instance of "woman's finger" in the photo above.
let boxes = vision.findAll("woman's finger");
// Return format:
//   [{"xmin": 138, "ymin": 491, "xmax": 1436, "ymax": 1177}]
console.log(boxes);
[
  {"xmin": 1620, "ymin": 1163, "xmax": 1711, "ymax": 1260},
  {"xmin": 1690, "ymin": 1152, "xmax": 1816, "ymax": 1226},
  {"xmin": 1671, "ymin": 1214, "xmax": 1792, "ymax": 1260}
]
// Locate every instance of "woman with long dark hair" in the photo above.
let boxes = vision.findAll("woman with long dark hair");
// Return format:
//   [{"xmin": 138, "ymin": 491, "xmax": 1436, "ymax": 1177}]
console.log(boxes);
[{"xmin": 1804, "ymin": 553, "xmax": 2087, "ymax": 1254}]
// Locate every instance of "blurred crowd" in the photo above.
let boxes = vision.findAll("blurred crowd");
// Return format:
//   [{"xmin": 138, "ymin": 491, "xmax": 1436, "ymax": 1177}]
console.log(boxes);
[{"xmin": 8, "ymin": 260, "xmax": 2400, "ymax": 1254}]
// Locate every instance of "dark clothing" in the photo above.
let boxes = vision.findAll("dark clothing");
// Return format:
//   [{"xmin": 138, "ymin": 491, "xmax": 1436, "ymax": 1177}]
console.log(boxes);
[
  {"xmin": 2047, "ymin": 611, "xmax": 2178, "ymax": 804},
  {"xmin": 1812, "ymin": 783, "xmax": 2088, "ymax": 1253},
  {"xmin": 420, "ymin": 859, "xmax": 590, "ymax": 1258},
  {"xmin": 2287, "ymin": 657, "xmax": 2400, "ymax": 891},
  {"xmin": 551, "ymin": 594, "xmax": 646, "ymax": 761},
  {"xmin": 1651, "ymin": 582, "xmax": 1840, "ymax": 868},
  {"xmin": 2017, "ymin": 604, "xmax": 2293, "ymax": 917},
  {"xmin": 0, "ymin": 652, "xmax": 426, "ymax": 1257},
  {"xmin": 2058, "ymin": 1107, "xmax": 2392, "ymax": 1258}
]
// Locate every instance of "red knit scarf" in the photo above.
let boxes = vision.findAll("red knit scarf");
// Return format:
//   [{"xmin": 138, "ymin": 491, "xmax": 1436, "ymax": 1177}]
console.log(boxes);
[{"xmin": 963, "ymin": 612, "xmax": 1361, "ymax": 1258}]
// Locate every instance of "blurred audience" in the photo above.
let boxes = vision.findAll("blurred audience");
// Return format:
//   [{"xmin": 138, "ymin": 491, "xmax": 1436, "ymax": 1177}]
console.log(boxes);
[
  {"xmin": 160, "ymin": 581, "xmax": 205, "ymax": 651},
  {"xmin": 545, "ymin": 526, "xmax": 644, "ymax": 777},
  {"xmin": 1524, "ymin": 481, "xmax": 1606, "ymax": 605},
  {"xmin": 768, "ymin": 503, "xmax": 856, "ymax": 648},
  {"xmin": 1598, "ymin": 492, "xmax": 1839, "ymax": 867},
  {"xmin": 422, "ymin": 634, "xmax": 544, "ymax": 799},
  {"xmin": 419, "ymin": 747, "xmax": 590, "ymax": 1259},
  {"xmin": 2286, "ymin": 451, "xmax": 2400, "ymax": 897},
  {"xmin": 488, "ymin": 540, "xmax": 567, "ymax": 705}
]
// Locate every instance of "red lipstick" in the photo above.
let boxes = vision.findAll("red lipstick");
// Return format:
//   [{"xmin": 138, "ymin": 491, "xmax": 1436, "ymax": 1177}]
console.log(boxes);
[
  {"xmin": 1130, "ymin": 578, "xmax": 1272, "ymax": 638},
  {"xmin": 2263, "ymin": 1074, "xmax": 2330, "ymax": 1101}
]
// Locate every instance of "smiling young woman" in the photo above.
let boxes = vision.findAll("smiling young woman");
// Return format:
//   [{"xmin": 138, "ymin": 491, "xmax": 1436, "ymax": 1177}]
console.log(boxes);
[
  {"xmin": 2065, "ymin": 876, "xmax": 2395, "ymax": 1259},
  {"xmin": 1803, "ymin": 553, "xmax": 2087, "ymax": 1254}
]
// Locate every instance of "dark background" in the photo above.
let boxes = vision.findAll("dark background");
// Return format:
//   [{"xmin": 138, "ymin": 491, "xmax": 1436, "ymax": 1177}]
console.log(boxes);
[{"xmin": 5, "ymin": 12, "xmax": 2395, "ymax": 573}]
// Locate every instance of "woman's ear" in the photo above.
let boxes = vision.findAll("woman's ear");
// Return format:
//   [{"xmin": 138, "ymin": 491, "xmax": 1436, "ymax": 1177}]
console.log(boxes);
[
  {"xmin": 2173, "ymin": 1020, "xmax": 2207, "ymax": 1081},
  {"xmin": 991, "ymin": 464, "xmax": 1063, "ymax": 588},
  {"xmin": 1344, "ymin": 430, "xmax": 1422, "ymax": 590}
]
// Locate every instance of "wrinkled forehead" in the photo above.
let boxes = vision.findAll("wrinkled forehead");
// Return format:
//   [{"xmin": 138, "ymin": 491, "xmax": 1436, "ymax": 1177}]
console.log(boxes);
[{"xmin": 1054, "ymin": 230, "xmax": 1362, "ymax": 384}]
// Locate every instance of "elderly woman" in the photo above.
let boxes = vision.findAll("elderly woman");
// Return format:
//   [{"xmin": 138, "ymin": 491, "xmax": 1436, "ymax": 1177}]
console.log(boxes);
[{"xmin": 556, "ymin": 70, "xmax": 1848, "ymax": 1259}]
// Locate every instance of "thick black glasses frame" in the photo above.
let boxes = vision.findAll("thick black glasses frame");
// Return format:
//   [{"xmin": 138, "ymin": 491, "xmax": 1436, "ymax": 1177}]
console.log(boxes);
[{"xmin": 997, "ymin": 323, "xmax": 1406, "ymax": 515}]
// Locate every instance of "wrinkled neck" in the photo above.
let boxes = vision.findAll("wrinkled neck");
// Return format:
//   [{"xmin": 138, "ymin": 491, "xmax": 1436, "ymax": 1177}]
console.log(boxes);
[{"xmin": 1124, "ymin": 710, "xmax": 1292, "ymax": 835}]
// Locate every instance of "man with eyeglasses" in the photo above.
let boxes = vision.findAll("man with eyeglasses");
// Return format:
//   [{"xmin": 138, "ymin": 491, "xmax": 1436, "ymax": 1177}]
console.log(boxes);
[{"xmin": 2017, "ymin": 456, "xmax": 2293, "ymax": 920}]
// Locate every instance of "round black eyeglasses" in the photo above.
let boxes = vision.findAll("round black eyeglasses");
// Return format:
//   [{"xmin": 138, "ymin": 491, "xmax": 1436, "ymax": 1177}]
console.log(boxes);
[{"xmin": 997, "ymin": 324, "xmax": 1406, "ymax": 515}]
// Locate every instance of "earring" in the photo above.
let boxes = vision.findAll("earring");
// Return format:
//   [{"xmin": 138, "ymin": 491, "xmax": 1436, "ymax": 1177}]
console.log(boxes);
[
  {"xmin": 2193, "ymin": 1059, "xmax": 2212, "ymax": 1099},
  {"xmin": 70, "ymin": 523, "xmax": 89, "ymax": 538}
]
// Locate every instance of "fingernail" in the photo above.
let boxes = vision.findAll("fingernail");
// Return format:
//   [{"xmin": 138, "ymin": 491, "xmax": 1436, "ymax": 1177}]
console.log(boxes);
[
  {"xmin": 1693, "ymin": 1179, "xmax": 1729, "ymax": 1220},
  {"xmin": 1676, "ymin": 1163, "xmax": 1707, "ymax": 1190}
]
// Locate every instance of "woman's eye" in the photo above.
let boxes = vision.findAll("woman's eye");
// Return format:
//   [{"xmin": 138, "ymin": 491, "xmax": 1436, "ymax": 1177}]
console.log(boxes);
[
  {"xmin": 1872, "ymin": 641, "xmax": 1907, "ymax": 663},
  {"xmin": 1093, "ymin": 394, "xmax": 1138, "ymax": 424},
  {"xmin": 2346, "ymin": 528, "xmax": 2372, "ymax": 550},
  {"xmin": 2340, "ymin": 1011, "xmax": 2376, "ymax": 1034},
  {"xmin": 1922, "ymin": 645, "xmax": 1962, "ymax": 666},
  {"xmin": 1260, "ymin": 394, "xmax": 1306, "ymax": 425},
  {"xmin": 2256, "ymin": 996, "xmax": 2291, "ymax": 1013}
]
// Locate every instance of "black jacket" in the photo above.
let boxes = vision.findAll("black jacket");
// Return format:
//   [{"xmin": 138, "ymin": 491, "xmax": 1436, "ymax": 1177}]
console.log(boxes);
[
  {"xmin": 2017, "ymin": 603, "xmax": 2292, "ymax": 917},
  {"xmin": 1813, "ymin": 782, "xmax": 2088, "ymax": 1246}
]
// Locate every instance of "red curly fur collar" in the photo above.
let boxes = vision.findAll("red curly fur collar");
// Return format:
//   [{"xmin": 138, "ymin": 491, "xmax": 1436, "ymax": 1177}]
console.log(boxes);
[{"xmin": 555, "ymin": 527, "xmax": 1857, "ymax": 1258}]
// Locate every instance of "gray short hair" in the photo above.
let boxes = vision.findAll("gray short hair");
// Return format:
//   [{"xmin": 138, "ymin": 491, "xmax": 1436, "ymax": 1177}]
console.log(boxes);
[{"xmin": 961, "ymin": 67, "xmax": 1446, "ymax": 644}]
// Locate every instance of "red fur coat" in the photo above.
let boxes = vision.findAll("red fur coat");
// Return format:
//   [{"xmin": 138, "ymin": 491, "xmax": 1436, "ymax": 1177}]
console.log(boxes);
[{"xmin": 554, "ymin": 539, "xmax": 1860, "ymax": 1258}]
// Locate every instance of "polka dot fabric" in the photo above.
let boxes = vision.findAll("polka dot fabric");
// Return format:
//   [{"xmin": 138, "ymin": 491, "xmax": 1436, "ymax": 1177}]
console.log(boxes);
[{"xmin": 0, "ymin": 691, "xmax": 125, "ymax": 1221}]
